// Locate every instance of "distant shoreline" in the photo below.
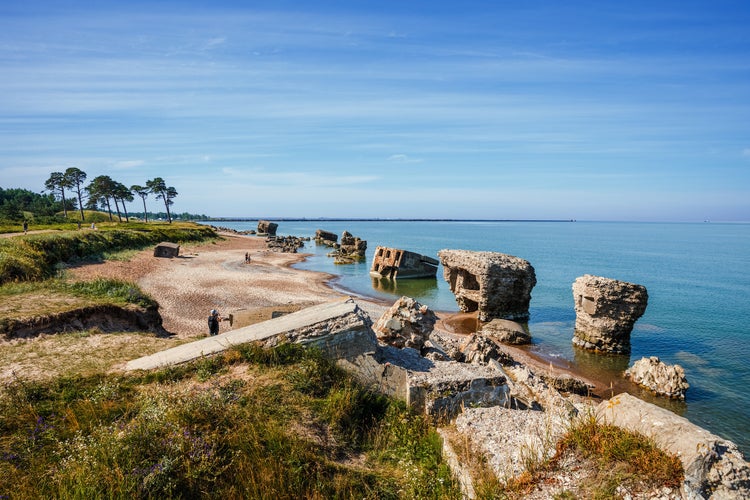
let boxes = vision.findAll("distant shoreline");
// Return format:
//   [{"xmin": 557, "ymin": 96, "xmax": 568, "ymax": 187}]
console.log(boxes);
[{"xmin": 201, "ymin": 218, "xmax": 578, "ymax": 223}]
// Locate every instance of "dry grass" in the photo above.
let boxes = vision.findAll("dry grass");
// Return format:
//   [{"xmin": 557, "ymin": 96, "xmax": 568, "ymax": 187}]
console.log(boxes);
[{"xmin": 0, "ymin": 330, "xmax": 188, "ymax": 384}]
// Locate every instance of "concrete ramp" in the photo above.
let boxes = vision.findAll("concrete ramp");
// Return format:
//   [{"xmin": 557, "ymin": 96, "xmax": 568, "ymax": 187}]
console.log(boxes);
[{"xmin": 126, "ymin": 298, "xmax": 377, "ymax": 371}]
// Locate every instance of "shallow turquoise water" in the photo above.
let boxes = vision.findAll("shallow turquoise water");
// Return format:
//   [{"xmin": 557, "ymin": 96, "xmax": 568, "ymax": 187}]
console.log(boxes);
[{"xmin": 209, "ymin": 220, "xmax": 750, "ymax": 456}]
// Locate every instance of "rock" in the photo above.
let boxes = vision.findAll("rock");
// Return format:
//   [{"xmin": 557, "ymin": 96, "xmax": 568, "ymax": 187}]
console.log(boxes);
[
  {"xmin": 479, "ymin": 318, "xmax": 531, "ymax": 345},
  {"xmin": 266, "ymin": 235, "xmax": 305, "ymax": 253},
  {"xmin": 373, "ymin": 296, "xmax": 436, "ymax": 350},
  {"xmin": 624, "ymin": 356, "xmax": 689, "ymax": 400},
  {"xmin": 571, "ymin": 274, "xmax": 648, "ymax": 354},
  {"xmin": 597, "ymin": 393, "xmax": 750, "ymax": 499},
  {"xmin": 460, "ymin": 333, "xmax": 515, "ymax": 366},
  {"xmin": 329, "ymin": 230, "xmax": 367, "ymax": 263},
  {"xmin": 428, "ymin": 330, "xmax": 466, "ymax": 362},
  {"xmin": 438, "ymin": 249, "xmax": 537, "ymax": 322}
]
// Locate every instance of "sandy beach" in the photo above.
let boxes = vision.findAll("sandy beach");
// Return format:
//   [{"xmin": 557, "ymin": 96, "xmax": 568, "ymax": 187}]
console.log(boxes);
[{"xmin": 67, "ymin": 231, "xmax": 609, "ymax": 396}]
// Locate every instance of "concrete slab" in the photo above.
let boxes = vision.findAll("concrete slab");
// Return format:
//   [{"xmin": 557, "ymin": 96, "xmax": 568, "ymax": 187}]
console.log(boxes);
[{"xmin": 125, "ymin": 298, "xmax": 376, "ymax": 371}]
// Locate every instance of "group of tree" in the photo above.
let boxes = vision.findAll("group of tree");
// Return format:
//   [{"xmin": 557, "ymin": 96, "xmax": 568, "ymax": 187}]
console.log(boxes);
[
  {"xmin": 0, "ymin": 187, "xmax": 69, "ymax": 221},
  {"xmin": 40, "ymin": 168, "xmax": 179, "ymax": 223}
]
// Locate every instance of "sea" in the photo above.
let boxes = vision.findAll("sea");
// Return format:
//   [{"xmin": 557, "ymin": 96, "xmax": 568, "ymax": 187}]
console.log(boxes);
[{"xmin": 203, "ymin": 220, "xmax": 750, "ymax": 457}]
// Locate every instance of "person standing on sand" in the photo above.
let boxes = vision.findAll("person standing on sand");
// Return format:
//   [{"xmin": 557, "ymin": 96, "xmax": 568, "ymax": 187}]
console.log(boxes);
[{"xmin": 208, "ymin": 309, "xmax": 222, "ymax": 336}]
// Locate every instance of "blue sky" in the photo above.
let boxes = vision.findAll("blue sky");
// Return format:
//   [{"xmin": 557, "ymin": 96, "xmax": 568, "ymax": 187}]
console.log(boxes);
[{"xmin": 1, "ymin": 1, "xmax": 749, "ymax": 221}]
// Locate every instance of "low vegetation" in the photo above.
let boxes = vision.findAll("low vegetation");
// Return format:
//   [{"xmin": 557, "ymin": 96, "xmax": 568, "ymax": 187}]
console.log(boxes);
[
  {"xmin": 0, "ymin": 344, "xmax": 461, "ymax": 499},
  {"xmin": 0, "ymin": 221, "xmax": 216, "ymax": 285},
  {"xmin": 468, "ymin": 412, "xmax": 684, "ymax": 499}
]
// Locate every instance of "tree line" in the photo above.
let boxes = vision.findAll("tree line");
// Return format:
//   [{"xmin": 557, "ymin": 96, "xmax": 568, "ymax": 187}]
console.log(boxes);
[{"xmin": 6, "ymin": 167, "xmax": 180, "ymax": 223}]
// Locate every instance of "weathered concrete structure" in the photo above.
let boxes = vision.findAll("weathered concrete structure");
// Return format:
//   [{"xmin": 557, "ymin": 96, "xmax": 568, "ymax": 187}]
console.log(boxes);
[
  {"xmin": 153, "ymin": 241, "xmax": 179, "ymax": 258},
  {"xmin": 346, "ymin": 345, "xmax": 511, "ymax": 421},
  {"xmin": 336, "ymin": 231, "xmax": 367, "ymax": 262},
  {"xmin": 437, "ymin": 249, "xmax": 537, "ymax": 322},
  {"xmin": 125, "ymin": 299, "xmax": 377, "ymax": 371},
  {"xmin": 625, "ymin": 356, "xmax": 689, "ymax": 400},
  {"xmin": 370, "ymin": 246, "xmax": 439, "ymax": 279},
  {"xmin": 597, "ymin": 393, "xmax": 750, "ymax": 498},
  {"xmin": 373, "ymin": 296, "xmax": 437, "ymax": 350},
  {"xmin": 256, "ymin": 220, "xmax": 278, "ymax": 236},
  {"xmin": 314, "ymin": 229, "xmax": 338, "ymax": 246},
  {"xmin": 572, "ymin": 274, "xmax": 648, "ymax": 354}
]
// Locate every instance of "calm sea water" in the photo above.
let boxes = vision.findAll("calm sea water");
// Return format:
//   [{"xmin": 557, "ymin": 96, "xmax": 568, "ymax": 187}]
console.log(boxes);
[{"xmin": 207, "ymin": 220, "xmax": 750, "ymax": 456}]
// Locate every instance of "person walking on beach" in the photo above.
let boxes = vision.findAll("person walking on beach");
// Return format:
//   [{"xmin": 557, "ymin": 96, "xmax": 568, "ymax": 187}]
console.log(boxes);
[{"xmin": 208, "ymin": 309, "xmax": 222, "ymax": 336}]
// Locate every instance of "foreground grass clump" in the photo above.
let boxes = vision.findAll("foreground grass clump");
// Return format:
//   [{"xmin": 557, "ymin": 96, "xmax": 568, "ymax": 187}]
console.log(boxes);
[
  {"xmin": 556, "ymin": 413, "xmax": 684, "ymax": 496},
  {"xmin": 0, "ymin": 343, "xmax": 461, "ymax": 499},
  {"xmin": 0, "ymin": 222, "xmax": 216, "ymax": 285},
  {"xmin": 471, "ymin": 412, "xmax": 684, "ymax": 499}
]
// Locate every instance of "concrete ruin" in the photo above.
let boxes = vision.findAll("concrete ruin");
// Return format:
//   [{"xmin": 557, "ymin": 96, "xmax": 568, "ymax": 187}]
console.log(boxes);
[
  {"xmin": 437, "ymin": 249, "xmax": 537, "ymax": 322},
  {"xmin": 336, "ymin": 231, "xmax": 367, "ymax": 262},
  {"xmin": 572, "ymin": 274, "xmax": 648, "ymax": 354},
  {"xmin": 125, "ymin": 299, "xmax": 377, "ymax": 371},
  {"xmin": 256, "ymin": 220, "xmax": 278, "ymax": 236},
  {"xmin": 125, "ymin": 297, "xmax": 750, "ymax": 498},
  {"xmin": 341, "ymin": 344, "xmax": 511, "ymax": 421},
  {"xmin": 597, "ymin": 393, "xmax": 750, "ymax": 499},
  {"xmin": 625, "ymin": 356, "xmax": 690, "ymax": 400},
  {"xmin": 153, "ymin": 241, "xmax": 179, "ymax": 258},
  {"xmin": 314, "ymin": 229, "xmax": 338, "ymax": 246},
  {"xmin": 369, "ymin": 246, "xmax": 439, "ymax": 279}
]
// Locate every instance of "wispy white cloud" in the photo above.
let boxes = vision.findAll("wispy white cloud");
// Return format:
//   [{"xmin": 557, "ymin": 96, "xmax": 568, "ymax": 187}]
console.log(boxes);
[
  {"xmin": 113, "ymin": 160, "xmax": 144, "ymax": 169},
  {"xmin": 387, "ymin": 154, "xmax": 423, "ymax": 164}
]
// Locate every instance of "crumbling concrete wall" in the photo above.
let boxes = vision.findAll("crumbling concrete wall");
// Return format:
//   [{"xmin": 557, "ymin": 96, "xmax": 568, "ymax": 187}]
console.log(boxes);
[
  {"xmin": 572, "ymin": 274, "xmax": 648, "ymax": 354},
  {"xmin": 438, "ymin": 249, "xmax": 537, "ymax": 322},
  {"xmin": 370, "ymin": 246, "xmax": 439, "ymax": 279}
]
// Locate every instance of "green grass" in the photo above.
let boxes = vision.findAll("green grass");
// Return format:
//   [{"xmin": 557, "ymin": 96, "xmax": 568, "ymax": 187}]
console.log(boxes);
[
  {"xmin": 0, "ymin": 344, "xmax": 462, "ymax": 499},
  {"xmin": 557, "ymin": 413, "xmax": 684, "ymax": 494},
  {"xmin": 0, "ymin": 277, "xmax": 158, "ymax": 320},
  {"xmin": 0, "ymin": 222, "xmax": 216, "ymax": 285},
  {"xmin": 468, "ymin": 412, "xmax": 684, "ymax": 499}
]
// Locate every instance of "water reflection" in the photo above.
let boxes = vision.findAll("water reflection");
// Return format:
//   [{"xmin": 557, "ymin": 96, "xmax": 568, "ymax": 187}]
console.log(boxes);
[
  {"xmin": 573, "ymin": 347, "xmax": 632, "ymax": 375},
  {"xmin": 370, "ymin": 277, "xmax": 440, "ymax": 302}
]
